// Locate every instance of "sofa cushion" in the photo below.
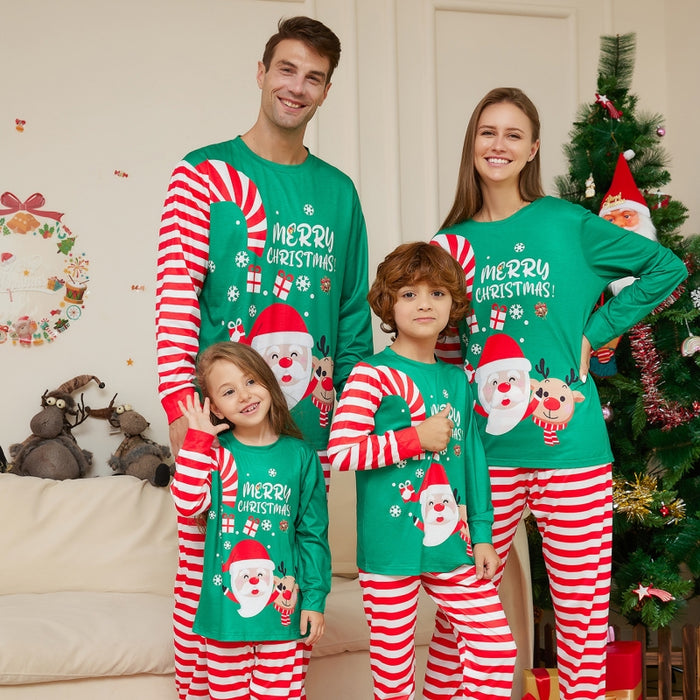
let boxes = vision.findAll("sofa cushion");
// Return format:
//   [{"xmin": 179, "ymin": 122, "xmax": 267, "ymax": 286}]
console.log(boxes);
[
  {"xmin": 0, "ymin": 473, "xmax": 177, "ymax": 595},
  {"xmin": 0, "ymin": 592, "xmax": 174, "ymax": 684},
  {"xmin": 313, "ymin": 575, "xmax": 437, "ymax": 658}
]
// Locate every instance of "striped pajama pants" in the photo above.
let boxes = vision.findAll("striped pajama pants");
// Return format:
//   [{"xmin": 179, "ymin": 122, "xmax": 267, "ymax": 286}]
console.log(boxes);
[
  {"xmin": 359, "ymin": 565, "xmax": 516, "ymax": 700},
  {"xmin": 488, "ymin": 464, "xmax": 613, "ymax": 700}
]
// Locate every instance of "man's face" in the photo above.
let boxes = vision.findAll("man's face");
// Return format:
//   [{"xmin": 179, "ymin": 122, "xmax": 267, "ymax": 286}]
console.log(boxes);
[
  {"xmin": 256, "ymin": 39, "xmax": 332, "ymax": 135},
  {"xmin": 603, "ymin": 208, "xmax": 640, "ymax": 231}
]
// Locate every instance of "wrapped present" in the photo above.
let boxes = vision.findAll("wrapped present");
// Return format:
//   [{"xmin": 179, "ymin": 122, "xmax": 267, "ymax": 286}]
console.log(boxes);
[
  {"xmin": 523, "ymin": 668, "xmax": 559, "ymax": 700},
  {"xmin": 605, "ymin": 640, "xmax": 642, "ymax": 700}
]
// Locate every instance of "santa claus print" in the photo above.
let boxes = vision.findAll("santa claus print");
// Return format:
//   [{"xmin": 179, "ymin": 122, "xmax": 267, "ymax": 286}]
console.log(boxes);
[
  {"xmin": 222, "ymin": 539, "xmax": 277, "ymax": 618},
  {"xmin": 245, "ymin": 303, "xmax": 315, "ymax": 409},
  {"xmin": 410, "ymin": 462, "xmax": 467, "ymax": 547},
  {"xmin": 473, "ymin": 333, "xmax": 540, "ymax": 435}
]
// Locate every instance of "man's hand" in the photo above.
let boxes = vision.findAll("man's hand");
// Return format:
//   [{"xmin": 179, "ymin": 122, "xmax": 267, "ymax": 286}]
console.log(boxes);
[{"xmin": 168, "ymin": 415, "xmax": 189, "ymax": 458}]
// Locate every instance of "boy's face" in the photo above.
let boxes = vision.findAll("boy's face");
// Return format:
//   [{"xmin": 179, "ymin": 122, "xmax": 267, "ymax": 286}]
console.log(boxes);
[
  {"xmin": 256, "ymin": 38, "xmax": 332, "ymax": 136},
  {"xmin": 392, "ymin": 280, "xmax": 453, "ymax": 342}
]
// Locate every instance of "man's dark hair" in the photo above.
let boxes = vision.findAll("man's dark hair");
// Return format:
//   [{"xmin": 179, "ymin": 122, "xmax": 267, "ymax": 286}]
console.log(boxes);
[{"xmin": 261, "ymin": 16, "xmax": 341, "ymax": 83}]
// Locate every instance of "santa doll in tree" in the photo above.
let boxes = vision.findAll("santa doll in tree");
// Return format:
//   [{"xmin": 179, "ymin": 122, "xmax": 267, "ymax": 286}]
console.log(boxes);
[
  {"xmin": 591, "ymin": 152, "xmax": 658, "ymax": 376},
  {"xmin": 599, "ymin": 152, "xmax": 658, "ymax": 295}
]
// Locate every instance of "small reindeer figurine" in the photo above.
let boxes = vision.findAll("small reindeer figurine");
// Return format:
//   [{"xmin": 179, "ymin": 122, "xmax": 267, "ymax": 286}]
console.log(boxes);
[
  {"xmin": 90, "ymin": 395, "xmax": 173, "ymax": 487},
  {"xmin": 9, "ymin": 375, "xmax": 105, "ymax": 479}
]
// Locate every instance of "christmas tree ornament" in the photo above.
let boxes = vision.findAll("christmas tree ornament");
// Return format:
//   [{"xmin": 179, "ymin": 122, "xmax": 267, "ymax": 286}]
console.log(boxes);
[
  {"xmin": 681, "ymin": 335, "xmax": 700, "ymax": 356},
  {"xmin": 656, "ymin": 127, "xmax": 666, "ymax": 137},
  {"xmin": 602, "ymin": 402, "xmax": 614, "ymax": 422},
  {"xmin": 599, "ymin": 153, "xmax": 658, "ymax": 296},
  {"xmin": 633, "ymin": 583, "xmax": 675, "ymax": 602},
  {"xmin": 623, "ymin": 149, "xmax": 635, "ymax": 161},
  {"xmin": 659, "ymin": 503, "xmax": 669, "ymax": 517},
  {"xmin": 630, "ymin": 322, "xmax": 700, "ymax": 429},
  {"xmin": 595, "ymin": 92, "xmax": 623, "ymax": 119},
  {"xmin": 585, "ymin": 173, "xmax": 596, "ymax": 198}
]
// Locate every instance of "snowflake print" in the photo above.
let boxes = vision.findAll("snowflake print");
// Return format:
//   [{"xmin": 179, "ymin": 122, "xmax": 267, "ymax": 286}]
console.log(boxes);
[
  {"xmin": 304, "ymin": 204, "xmax": 314, "ymax": 216},
  {"xmin": 249, "ymin": 305, "xmax": 256, "ymax": 317},
  {"xmin": 514, "ymin": 242, "xmax": 525, "ymax": 253},
  {"xmin": 389, "ymin": 505, "xmax": 402, "ymax": 518},
  {"xmin": 224, "ymin": 541, "xmax": 232, "ymax": 550},
  {"xmin": 691, "ymin": 288, "xmax": 700, "ymax": 309},
  {"xmin": 207, "ymin": 260, "xmax": 216, "ymax": 273},
  {"xmin": 461, "ymin": 332, "xmax": 469, "ymax": 345},
  {"xmin": 268, "ymin": 468, "xmax": 277, "ymax": 478},
  {"xmin": 296, "ymin": 275, "xmax": 311, "ymax": 292},
  {"xmin": 227, "ymin": 285, "xmax": 240, "ymax": 302},
  {"xmin": 396, "ymin": 459, "xmax": 407, "ymax": 469},
  {"xmin": 442, "ymin": 389, "xmax": 449, "ymax": 399},
  {"xmin": 262, "ymin": 520, "xmax": 272, "ymax": 532},
  {"xmin": 213, "ymin": 574, "xmax": 222, "ymax": 586},
  {"xmin": 235, "ymin": 251, "xmax": 250, "ymax": 267},
  {"xmin": 471, "ymin": 343, "xmax": 482, "ymax": 355},
  {"xmin": 510, "ymin": 304, "xmax": 523, "ymax": 320},
  {"xmin": 208, "ymin": 510, "xmax": 216, "ymax": 519},
  {"xmin": 415, "ymin": 468, "xmax": 425, "ymax": 479}
]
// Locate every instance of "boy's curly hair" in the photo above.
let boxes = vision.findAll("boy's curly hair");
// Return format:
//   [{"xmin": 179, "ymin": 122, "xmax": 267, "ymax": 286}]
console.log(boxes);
[{"xmin": 368, "ymin": 241, "xmax": 469, "ymax": 336}]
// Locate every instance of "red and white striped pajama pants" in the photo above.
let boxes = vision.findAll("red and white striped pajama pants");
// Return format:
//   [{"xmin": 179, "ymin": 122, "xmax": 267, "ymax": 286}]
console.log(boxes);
[
  {"xmin": 489, "ymin": 464, "xmax": 613, "ymax": 700},
  {"xmin": 359, "ymin": 565, "xmax": 516, "ymax": 700}
]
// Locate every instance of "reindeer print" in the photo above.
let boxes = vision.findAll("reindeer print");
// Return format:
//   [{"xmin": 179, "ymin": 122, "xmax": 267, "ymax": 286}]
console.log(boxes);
[{"xmin": 530, "ymin": 359, "xmax": 585, "ymax": 445}]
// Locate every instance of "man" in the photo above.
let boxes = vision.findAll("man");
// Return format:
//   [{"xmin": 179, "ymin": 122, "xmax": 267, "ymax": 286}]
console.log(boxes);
[{"xmin": 156, "ymin": 16, "xmax": 373, "ymax": 699}]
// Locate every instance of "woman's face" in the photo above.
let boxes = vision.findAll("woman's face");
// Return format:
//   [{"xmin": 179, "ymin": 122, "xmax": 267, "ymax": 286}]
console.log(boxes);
[{"xmin": 473, "ymin": 101, "xmax": 539, "ymax": 189}]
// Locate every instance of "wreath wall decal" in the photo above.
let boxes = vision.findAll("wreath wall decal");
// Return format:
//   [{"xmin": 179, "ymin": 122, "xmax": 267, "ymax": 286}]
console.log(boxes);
[{"xmin": 0, "ymin": 191, "xmax": 91, "ymax": 347}]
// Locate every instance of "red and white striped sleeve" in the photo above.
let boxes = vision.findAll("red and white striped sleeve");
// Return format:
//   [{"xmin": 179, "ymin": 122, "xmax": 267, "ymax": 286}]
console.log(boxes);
[
  {"xmin": 327, "ymin": 363, "xmax": 423, "ymax": 471},
  {"xmin": 170, "ymin": 429, "xmax": 238, "ymax": 517},
  {"xmin": 155, "ymin": 161, "xmax": 211, "ymax": 423}
]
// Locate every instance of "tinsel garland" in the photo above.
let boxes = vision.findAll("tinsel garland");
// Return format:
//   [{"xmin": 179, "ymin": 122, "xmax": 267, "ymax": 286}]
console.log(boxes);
[{"xmin": 628, "ymin": 322, "xmax": 700, "ymax": 430}]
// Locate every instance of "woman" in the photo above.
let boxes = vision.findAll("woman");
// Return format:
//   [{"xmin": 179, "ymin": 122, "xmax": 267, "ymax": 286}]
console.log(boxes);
[{"xmin": 432, "ymin": 87, "xmax": 687, "ymax": 700}]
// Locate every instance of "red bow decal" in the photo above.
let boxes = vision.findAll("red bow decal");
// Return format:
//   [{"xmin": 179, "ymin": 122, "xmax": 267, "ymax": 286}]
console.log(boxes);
[{"xmin": 0, "ymin": 192, "xmax": 64, "ymax": 222}]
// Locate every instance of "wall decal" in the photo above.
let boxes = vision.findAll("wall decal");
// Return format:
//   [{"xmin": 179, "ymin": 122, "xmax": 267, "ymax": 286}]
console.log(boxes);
[{"xmin": 0, "ymin": 191, "xmax": 91, "ymax": 347}]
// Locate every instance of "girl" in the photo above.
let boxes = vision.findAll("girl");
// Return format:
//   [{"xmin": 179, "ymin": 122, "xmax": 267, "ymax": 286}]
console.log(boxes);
[
  {"xmin": 432, "ymin": 87, "xmax": 687, "ymax": 700},
  {"xmin": 171, "ymin": 341, "xmax": 331, "ymax": 700},
  {"xmin": 327, "ymin": 242, "xmax": 516, "ymax": 700}
]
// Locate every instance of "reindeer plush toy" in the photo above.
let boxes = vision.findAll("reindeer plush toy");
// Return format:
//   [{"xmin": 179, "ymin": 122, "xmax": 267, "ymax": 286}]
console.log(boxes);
[
  {"xmin": 9, "ymin": 375, "xmax": 105, "ymax": 479},
  {"xmin": 90, "ymin": 396, "xmax": 173, "ymax": 487}
]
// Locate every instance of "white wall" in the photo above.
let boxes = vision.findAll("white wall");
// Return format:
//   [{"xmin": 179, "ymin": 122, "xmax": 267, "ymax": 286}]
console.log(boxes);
[{"xmin": 1, "ymin": 0, "xmax": 698, "ymax": 474}]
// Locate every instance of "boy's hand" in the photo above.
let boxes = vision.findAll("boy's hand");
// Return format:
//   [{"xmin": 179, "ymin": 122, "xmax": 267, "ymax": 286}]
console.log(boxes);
[
  {"xmin": 473, "ymin": 543, "xmax": 501, "ymax": 580},
  {"xmin": 300, "ymin": 610, "xmax": 325, "ymax": 646},
  {"xmin": 415, "ymin": 404, "xmax": 453, "ymax": 453}
]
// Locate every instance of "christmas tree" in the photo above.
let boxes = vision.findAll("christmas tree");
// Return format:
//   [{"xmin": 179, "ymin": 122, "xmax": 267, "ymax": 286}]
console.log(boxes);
[{"xmin": 529, "ymin": 32, "xmax": 700, "ymax": 630}]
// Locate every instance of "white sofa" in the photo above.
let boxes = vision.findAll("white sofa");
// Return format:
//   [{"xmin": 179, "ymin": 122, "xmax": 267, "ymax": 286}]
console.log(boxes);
[{"xmin": 0, "ymin": 469, "xmax": 531, "ymax": 699}]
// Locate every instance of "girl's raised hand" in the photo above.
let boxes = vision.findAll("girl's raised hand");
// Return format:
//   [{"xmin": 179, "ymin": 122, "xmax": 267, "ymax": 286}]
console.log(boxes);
[{"xmin": 177, "ymin": 395, "xmax": 228, "ymax": 436}]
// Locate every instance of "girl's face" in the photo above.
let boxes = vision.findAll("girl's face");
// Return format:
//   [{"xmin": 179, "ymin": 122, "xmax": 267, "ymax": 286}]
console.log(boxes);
[
  {"xmin": 393, "ymin": 280, "xmax": 453, "ymax": 342},
  {"xmin": 473, "ymin": 101, "xmax": 539, "ymax": 189},
  {"xmin": 206, "ymin": 359, "xmax": 272, "ymax": 440}
]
